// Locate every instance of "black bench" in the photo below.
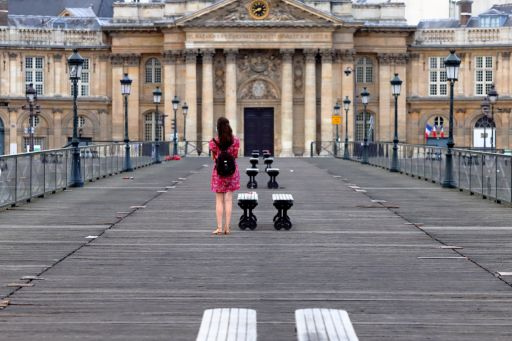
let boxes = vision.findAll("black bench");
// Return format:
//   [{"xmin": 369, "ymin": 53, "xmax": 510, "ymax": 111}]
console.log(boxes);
[
  {"xmin": 264, "ymin": 157, "xmax": 273, "ymax": 171},
  {"xmin": 273, "ymin": 193, "xmax": 293, "ymax": 230},
  {"xmin": 246, "ymin": 168, "xmax": 258, "ymax": 189},
  {"xmin": 249, "ymin": 157, "xmax": 259, "ymax": 168},
  {"xmin": 237, "ymin": 192, "xmax": 258, "ymax": 230},
  {"xmin": 266, "ymin": 168, "xmax": 279, "ymax": 189}
]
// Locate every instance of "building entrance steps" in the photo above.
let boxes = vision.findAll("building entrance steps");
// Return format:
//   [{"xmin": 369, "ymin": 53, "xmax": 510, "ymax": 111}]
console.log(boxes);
[{"xmin": 1, "ymin": 158, "xmax": 512, "ymax": 340}]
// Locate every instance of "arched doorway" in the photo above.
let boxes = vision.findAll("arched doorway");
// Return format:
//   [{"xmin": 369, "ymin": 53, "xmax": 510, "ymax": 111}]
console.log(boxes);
[
  {"xmin": 0, "ymin": 118, "xmax": 4, "ymax": 155},
  {"xmin": 473, "ymin": 116, "xmax": 495, "ymax": 148}
]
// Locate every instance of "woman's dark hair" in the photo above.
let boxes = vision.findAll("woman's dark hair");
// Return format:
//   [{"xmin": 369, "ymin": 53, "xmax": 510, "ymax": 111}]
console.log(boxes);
[{"xmin": 217, "ymin": 117, "xmax": 233, "ymax": 150}]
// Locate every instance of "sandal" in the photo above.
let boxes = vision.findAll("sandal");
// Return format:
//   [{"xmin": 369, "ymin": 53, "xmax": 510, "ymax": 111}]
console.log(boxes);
[
  {"xmin": 224, "ymin": 226, "xmax": 231, "ymax": 235},
  {"xmin": 212, "ymin": 228, "xmax": 223, "ymax": 235}
]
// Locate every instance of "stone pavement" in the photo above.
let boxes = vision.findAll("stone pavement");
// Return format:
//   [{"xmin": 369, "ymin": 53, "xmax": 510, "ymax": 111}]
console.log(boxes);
[{"xmin": 1, "ymin": 157, "xmax": 512, "ymax": 340}]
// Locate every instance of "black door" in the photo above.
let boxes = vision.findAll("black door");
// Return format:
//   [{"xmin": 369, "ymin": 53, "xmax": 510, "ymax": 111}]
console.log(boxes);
[{"xmin": 244, "ymin": 108, "xmax": 274, "ymax": 156}]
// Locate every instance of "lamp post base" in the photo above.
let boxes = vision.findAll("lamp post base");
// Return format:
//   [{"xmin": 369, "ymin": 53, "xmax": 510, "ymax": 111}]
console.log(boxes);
[
  {"xmin": 442, "ymin": 151, "xmax": 455, "ymax": 188},
  {"xmin": 70, "ymin": 148, "xmax": 83, "ymax": 187},
  {"xmin": 124, "ymin": 142, "xmax": 133, "ymax": 172}
]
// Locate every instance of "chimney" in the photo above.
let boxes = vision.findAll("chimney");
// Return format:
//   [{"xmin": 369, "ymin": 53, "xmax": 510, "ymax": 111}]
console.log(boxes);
[
  {"xmin": 0, "ymin": 0, "xmax": 7, "ymax": 26},
  {"xmin": 458, "ymin": 0, "xmax": 473, "ymax": 26}
]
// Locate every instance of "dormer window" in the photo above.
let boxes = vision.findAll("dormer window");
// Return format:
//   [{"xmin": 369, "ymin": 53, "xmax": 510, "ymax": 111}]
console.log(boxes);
[{"xmin": 479, "ymin": 15, "xmax": 506, "ymax": 27}]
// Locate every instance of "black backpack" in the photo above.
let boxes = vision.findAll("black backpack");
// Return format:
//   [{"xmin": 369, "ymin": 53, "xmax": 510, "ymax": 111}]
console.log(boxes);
[{"xmin": 213, "ymin": 139, "xmax": 236, "ymax": 177}]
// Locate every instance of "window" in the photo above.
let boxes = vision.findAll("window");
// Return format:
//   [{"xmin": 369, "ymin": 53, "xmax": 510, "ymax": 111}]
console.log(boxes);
[
  {"xmin": 144, "ymin": 113, "xmax": 162, "ymax": 141},
  {"xmin": 145, "ymin": 58, "xmax": 161, "ymax": 84},
  {"xmin": 475, "ymin": 116, "xmax": 495, "ymax": 129},
  {"xmin": 428, "ymin": 57, "xmax": 447, "ymax": 96},
  {"xmin": 355, "ymin": 112, "xmax": 374, "ymax": 142},
  {"xmin": 475, "ymin": 56, "xmax": 493, "ymax": 96},
  {"xmin": 78, "ymin": 116, "xmax": 86, "ymax": 128},
  {"xmin": 479, "ymin": 15, "xmax": 506, "ymax": 28},
  {"xmin": 25, "ymin": 57, "xmax": 44, "ymax": 95},
  {"xmin": 23, "ymin": 137, "xmax": 46, "ymax": 152},
  {"xmin": 70, "ymin": 58, "xmax": 90, "ymax": 97},
  {"xmin": 356, "ymin": 57, "xmax": 373, "ymax": 83}
]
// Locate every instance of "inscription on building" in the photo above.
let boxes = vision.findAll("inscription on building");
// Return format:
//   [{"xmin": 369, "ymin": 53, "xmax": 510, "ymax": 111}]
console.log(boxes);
[{"xmin": 188, "ymin": 32, "xmax": 331, "ymax": 42}]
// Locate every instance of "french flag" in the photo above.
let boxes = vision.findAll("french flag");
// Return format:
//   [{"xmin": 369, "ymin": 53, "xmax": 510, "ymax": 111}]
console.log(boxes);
[
  {"xmin": 425, "ymin": 123, "xmax": 433, "ymax": 140},
  {"xmin": 440, "ymin": 125, "xmax": 445, "ymax": 138}
]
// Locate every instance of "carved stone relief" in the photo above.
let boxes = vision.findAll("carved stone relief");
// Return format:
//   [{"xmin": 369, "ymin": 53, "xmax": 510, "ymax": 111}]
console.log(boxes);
[
  {"xmin": 293, "ymin": 55, "xmax": 304, "ymax": 97},
  {"xmin": 214, "ymin": 54, "xmax": 225, "ymax": 98},
  {"xmin": 189, "ymin": 0, "xmax": 324, "ymax": 25},
  {"xmin": 239, "ymin": 79, "xmax": 278, "ymax": 100},
  {"xmin": 237, "ymin": 50, "xmax": 281, "ymax": 86}
]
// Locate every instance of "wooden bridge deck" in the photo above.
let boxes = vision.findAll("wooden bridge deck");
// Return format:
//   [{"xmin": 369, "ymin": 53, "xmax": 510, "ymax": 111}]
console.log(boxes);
[{"xmin": 1, "ymin": 157, "xmax": 512, "ymax": 340}]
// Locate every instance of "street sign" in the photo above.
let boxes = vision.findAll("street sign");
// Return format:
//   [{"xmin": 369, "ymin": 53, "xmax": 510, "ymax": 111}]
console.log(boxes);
[{"xmin": 332, "ymin": 115, "xmax": 341, "ymax": 125}]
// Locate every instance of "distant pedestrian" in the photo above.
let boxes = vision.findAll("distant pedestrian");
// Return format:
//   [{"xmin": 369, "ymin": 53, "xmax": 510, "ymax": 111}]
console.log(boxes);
[{"xmin": 209, "ymin": 117, "xmax": 240, "ymax": 235}]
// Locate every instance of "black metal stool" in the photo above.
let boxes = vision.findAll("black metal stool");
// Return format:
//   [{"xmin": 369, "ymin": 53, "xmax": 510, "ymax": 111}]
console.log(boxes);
[
  {"xmin": 251, "ymin": 150, "xmax": 260, "ymax": 158},
  {"xmin": 272, "ymin": 194, "xmax": 294, "ymax": 230},
  {"xmin": 266, "ymin": 168, "xmax": 279, "ymax": 189},
  {"xmin": 237, "ymin": 192, "xmax": 258, "ymax": 230},
  {"xmin": 246, "ymin": 168, "xmax": 258, "ymax": 189},
  {"xmin": 249, "ymin": 157, "xmax": 258, "ymax": 169},
  {"xmin": 264, "ymin": 157, "xmax": 273, "ymax": 171}
]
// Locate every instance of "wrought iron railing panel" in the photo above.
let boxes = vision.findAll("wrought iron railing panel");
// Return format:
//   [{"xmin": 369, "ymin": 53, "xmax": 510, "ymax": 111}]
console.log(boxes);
[
  {"xmin": 313, "ymin": 141, "xmax": 512, "ymax": 204},
  {"xmin": 0, "ymin": 142, "xmax": 172, "ymax": 208}
]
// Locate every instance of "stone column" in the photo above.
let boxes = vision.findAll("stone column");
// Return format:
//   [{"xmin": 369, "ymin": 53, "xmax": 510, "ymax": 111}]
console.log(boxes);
[
  {"xmin": 280, "ymin": 49, "xmax": 294, "ymax": 157},
  {"xmin": 53, "ymin": 109, "xmax": 62, "ymax": 149},
  {"xmin": 378, "ymin": 54, "xmax": 392, "ymax": 141},
  {"xmin": 53, "ymin": 54, "xmax": 63, "ymax": 96},
  {"xmin": 8, "ymin": 107, "xmax": 17, "ymax": 154},
  {"xmin": 304, "ymin": 49, "xmax": 317, "ymax": 156},
  {"xmin": 9, "ymin": 53, "xmax": 17, "ymax": 96},
  {"xmin": 126, "ymin": 55, "xmax": 141, "ymax": 141},
  {"xmin": 224, "ymin": 49, "xmax": 238, "ymax": 135},
  {"xmin": 163, "ymin": 51, "xmax": 178, "ymax": 142},
  {"xmin": 320, "ymin": 49, "xmax": 333, "ymax": 147},
  {"xmin": 202, "ymin": 49, "xmax": 215, "ymax": 143},
  {"xmin": 394, "ymin": 55, "xmax": 408, "ymax": 142},
  {"xmin": 185, "ymin": 50, "xmax": 198, "ymax": 143},
  {"xmin": 110, "ymin": 54, "xmax": 125, "ymax": 141}
]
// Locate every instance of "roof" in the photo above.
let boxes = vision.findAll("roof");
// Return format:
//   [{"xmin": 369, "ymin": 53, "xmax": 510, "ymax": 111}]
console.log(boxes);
[{"xmin": 9, "ymin": 0, "xmax": 116, "ymax": 17}]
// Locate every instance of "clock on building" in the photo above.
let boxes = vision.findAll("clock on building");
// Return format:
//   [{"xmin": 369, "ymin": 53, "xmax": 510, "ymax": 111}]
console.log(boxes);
[{"xmin": 248, "ymin": 0, "xmax": 270, "ymax": 20}]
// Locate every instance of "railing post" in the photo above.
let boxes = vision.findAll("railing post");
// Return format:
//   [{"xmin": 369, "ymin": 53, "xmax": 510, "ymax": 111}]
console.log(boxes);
[
  {"xmin": 310, "ymin": 142, "xmax": 314, "ymax": 157},
  {"xmin": 14, "ymin": 156, "xmax": 18, "ymax": 205},
  {"xmin": 469, "ymin": 154, "xmax": 472, "ymax": 194},
  {"xmin": 43, "ymin": 153, "xmax": 46, "ymax": 196},
  {"xmin": 495, "ymin": 154, "xmax": 498, "ymax": 202},
  {"xmin": 481, "ymin": 154, "xmax": 484, "ymax": 198},
  {"xmin": 29, "ymin": 154, "xmax": 33, "ymax": 201}
]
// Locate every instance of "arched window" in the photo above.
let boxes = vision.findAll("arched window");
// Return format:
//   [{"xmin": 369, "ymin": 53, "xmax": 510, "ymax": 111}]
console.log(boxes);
[
  {"xmin": 355, "ymin": 112, "xmax": 375, "ymax": 142},
  {"xmin": 356, "ymin": 57, "xmax": 373, "ymax": 83},
  {"xmin": 78, "ymin": 115, "xmax": 87, "ymax": 128},
  {"xmin": 144, "ymin": 112, "xmax": 162, "ymax": 141},
  {"xmin": 145, "ymin": 58, "xmax": 162, "ymax": 83},
  {"xmin": 475, "ymin": 116, "xmax": 495, "ymax": 129}
]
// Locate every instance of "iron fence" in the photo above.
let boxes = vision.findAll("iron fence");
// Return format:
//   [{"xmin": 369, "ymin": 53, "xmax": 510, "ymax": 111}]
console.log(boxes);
[
  {"xmin": 329, "ymin": 141, "xmax": 512, "ymax": 204},
  {"xmin": 0, "ymin": 141, "xmax": 169, "ymax": 208}
]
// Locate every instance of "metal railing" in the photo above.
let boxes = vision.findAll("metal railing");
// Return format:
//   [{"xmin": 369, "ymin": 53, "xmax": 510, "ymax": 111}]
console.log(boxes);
[
  {"xmin": 332, "ymin": 141, "xmax": 512, "ymax": 204},
  {"xmin": 0, "ymin": 141, "xmax": 170, "ymax": 208},
  {"xmin": 181, "ymin": 141, "xmax": 212, "ymax": 157}
]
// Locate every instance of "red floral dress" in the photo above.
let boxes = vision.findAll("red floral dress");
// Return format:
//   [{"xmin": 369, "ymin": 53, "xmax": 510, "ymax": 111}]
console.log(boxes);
[{"xmin": 209, "ymin": 137, "xmax": 241, "ymax": 193}]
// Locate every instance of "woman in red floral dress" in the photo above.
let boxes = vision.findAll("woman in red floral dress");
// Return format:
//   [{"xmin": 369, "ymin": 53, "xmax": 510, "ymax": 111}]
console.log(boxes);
[{"xmin": 209, "ymin": 117, "xmax": 240, "ymax": 235}]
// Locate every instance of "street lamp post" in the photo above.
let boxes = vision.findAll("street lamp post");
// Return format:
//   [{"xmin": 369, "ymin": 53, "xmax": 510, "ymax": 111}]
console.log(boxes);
[
  {"xmin": 120, "ymin": 73, "xmax": 133, "ymax": 172},
  {"xmin": 361, "ymin": 87, "xmax": 370, "ymax": 164},
  {"xmin": 182, "ymin": 102, "xmax": 188, "ymax": 156},
  {"xmin": 153, "ymin": 86, "xmax": 162, "ymax": 164},
  {"xmin": 390, "ymin": 73, "xmax": 402, "ymax": 172},
  {"xmin": 442, "ymin": 49, "xmax": 461, "ymax": 188},
  {"xmin": 25, "ymin": 83, "xmax": 37, "ymax": 152},
  {"xmin": 487, "ymin": 84, "xmax": 498, "ymax": 150},
  {"xmin": 171, "ymin": 96, "xmax": 180, "ymax": 157},
  {"xmin": 480, "ymin": 96, "xmax": 490, "ymax": 149},
  {"xmin": 343, "ymin": 96, "xmax": 351, "ymax": 160},
  {"xmin": 333, "ymin": 102, "xmax": 340, "ymax": 156},
  {"xmin": 67, "ymin": 49, "xmax": 85, "ymax": 187}
]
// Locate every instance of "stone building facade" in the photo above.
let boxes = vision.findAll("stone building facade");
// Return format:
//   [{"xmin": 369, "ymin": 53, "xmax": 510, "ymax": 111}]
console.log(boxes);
[{"xmin": 0, "ymin": 0, "xmax": 511, "ymax": 156}]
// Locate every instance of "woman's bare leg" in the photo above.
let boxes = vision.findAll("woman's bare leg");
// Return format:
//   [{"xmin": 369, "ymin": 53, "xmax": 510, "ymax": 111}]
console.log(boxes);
[
  {"xmin": 214, "ymin": 193, "xmax": 225, "ymax": 234},
  {"xmin": 224, "ymin": 191, "xmax": 233, "ymax": 233}
]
